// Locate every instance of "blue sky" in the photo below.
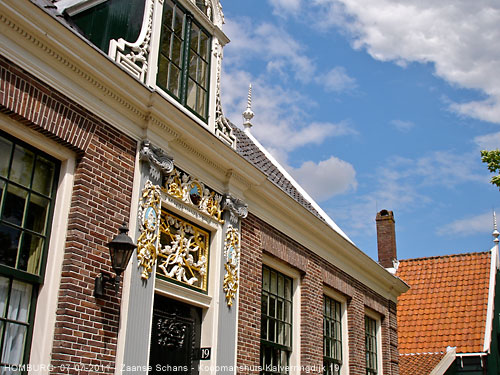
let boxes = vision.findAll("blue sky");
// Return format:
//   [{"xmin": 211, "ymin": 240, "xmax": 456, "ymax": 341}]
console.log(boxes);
[{"xmin": 219, "ymin": 0, "xmax": 500, "ymax": 261}]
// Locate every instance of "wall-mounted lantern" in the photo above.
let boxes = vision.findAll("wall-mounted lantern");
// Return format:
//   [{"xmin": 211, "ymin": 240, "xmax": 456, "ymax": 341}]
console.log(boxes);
[{"xmin": 94, "ymin": 223, "xmax": 136, "ymax": 298}]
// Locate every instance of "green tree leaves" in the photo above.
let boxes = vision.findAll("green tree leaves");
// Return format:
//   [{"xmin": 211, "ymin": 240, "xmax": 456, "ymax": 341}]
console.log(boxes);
[{"xmin": 481, "ymin": 149, "xmax": 500, "ymax": 189}]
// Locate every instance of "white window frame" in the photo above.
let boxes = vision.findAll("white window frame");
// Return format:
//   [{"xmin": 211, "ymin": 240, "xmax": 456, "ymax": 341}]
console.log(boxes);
[
  {"xmin": 323, "ymin": 287, "xmax": 349, "ymax": 375},
  {"xmin": 365, "ymin": 308, "xmax": 383, "ymax": 375},
  {"xmin": 262, "ymin": 254, "xmax": 301, "ymax": 375},
  {"xmin": 0, "ymin": 115, "xmax": 76, "ymax": 375}
]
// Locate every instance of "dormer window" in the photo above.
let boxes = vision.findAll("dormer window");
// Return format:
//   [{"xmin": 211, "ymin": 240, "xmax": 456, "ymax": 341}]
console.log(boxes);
[{"xmin": 157, "ymin": 0, "xmax": 211, "ymax": 120}]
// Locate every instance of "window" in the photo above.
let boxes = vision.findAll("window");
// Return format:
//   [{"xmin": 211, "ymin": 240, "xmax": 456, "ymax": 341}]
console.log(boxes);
[
  {"xmin": 157, "ymin": 0, "xmax": 211, "ymax": 121},
  {"xmin": 365, "ymin": 316, "xmax": 378, "ymax": 375},
  {"xmin": 324, "ymin": 296, "xmax": 342, "ymax": 375},
  {"xmin": 261, "ymin": 265, "xmax": 293, "ymax": 375},
  {"xmin": 0, "ymin": 132, "xmax": 59, "ymax": 372}
]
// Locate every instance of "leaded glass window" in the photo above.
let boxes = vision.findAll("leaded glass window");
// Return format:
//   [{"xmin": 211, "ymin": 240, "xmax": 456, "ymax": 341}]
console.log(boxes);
[
  {"xmin": 365, "ymin": 316, "xmax": 378, "ymax": 375},
  {"xmin": 324, "ymin": 296, "xmax": 342, "ymax": 375},
  {"xmin": 158, "ymin": 0, "xmax": 211, "ymax": 121},
  {"xmin": 0, "ymin": 132, "xmax": 59, "ymax": 373},
  {"xmin": 260, "ymin": 266, "xmax": 292, "ymax": 375},
  {"xmin": 157, "ymin": 211, "xmax": 210, "ymax": 292}
]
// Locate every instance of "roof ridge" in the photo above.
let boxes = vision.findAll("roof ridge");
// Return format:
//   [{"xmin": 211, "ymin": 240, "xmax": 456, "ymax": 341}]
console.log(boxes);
[
  {"xmin": 400, "ymin": 250, "xmax": 491, "ymax": 263},
  {"xmin": 400, "ymin": 352, "xmax": 445, "ymax": 356}
]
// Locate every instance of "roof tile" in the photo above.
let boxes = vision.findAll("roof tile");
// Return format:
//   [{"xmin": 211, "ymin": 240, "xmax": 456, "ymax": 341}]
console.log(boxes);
[{"xmin": 396, "ymin": 251, "xmax": 491, "ymax": 354}]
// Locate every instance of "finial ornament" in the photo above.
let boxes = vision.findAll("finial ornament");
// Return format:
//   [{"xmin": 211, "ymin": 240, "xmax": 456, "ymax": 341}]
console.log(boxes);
[
  {"xmin": 493, "ymin": 211, "xmax": 499, "ymax": 244},
  {"xmin": 242, "ymin": 84, "xmax": 254, "ymax": 131}
]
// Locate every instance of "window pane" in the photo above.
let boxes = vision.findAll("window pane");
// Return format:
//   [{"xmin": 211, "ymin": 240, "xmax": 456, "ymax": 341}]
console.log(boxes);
[
  {"xmin": 199, "ymin": 60, "xmax": 208, "ymax": 87},
  {"xmin": 270, "ymin": 271, "xmax": 277, "ymax": 294},
  {"xmin": 162, "ymin": 0, "xmax": 174, "ymax": 29},
  {"xmin": 189, "ymin": 56, "xmax": 199, "ymax": 81},
  {"xmin": 199, "ymin": 31, "xmax": 209, "ymax": 61},
  {"xmin": 9, "ymin": 146, "xmax": 34, "ymax": 187},
  {"xmin": 0, "ymin": 224, "xmax": 21, "ymax": 268},
  {"xmin": 25, "ymin": 194, "xmax": 49, "ymax": 234},
  {"xmin": 18, "ymin": 233, "xmax": 44, "ymax": 274},
  {"xmin": 0, "ymin": 276, "xmax": 9, "ymax": 317},
  {"xmin": 173, "ymin": 6, "xmax": 184, "ymax": 37},
  {"xmin": 263, "ymin": 267, "xmax": 269, "ymax": 291},
  {"xmin": 157, "ymin": 55, "xmax": 169, "ymax": 90},
  {"xmin": 0, "ymin": 137, "xmax": 12, "ymax": 178},
  {"xmin": 168, "ymin": 64, "xmax": 181, "ymax": 97},
  {"xmin": 197, "ymin": 87, "xmax": 206, "ymax": 116},
  {"xmin": 171, "ymin": 35, "xmax": 183, "ymax": 66},
  {"xmin": 7, "ymin": 281, "xmax": 32, "ymax": 323},
  {"xmin": 190, "ymin": 24, "xmax": 199, "ymax": 52},
  {"xmin": 32, "ymin": 157, "xmax": 55, "ymax": 196},
  {"xmin": 2, "ymin": 323, "xmax": 27, "ymax": 368},
  {"xmin": 186, "ymin": 78, "xmax": 197, "ymax": 110},
  {"xmin": 3, "ymin": 185, "xmax": 28, "ymax": 227}
]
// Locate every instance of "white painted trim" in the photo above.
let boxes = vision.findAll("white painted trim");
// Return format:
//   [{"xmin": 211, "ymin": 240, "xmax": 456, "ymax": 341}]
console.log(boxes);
[
  {"xmin": 365, "ymin": 309, "xmax": 383, "ymax": 375},
  {"xmin": 262, "ymin": 255, "xmax": 301, "ymax": 375},
  {"xmin": 56, "ymin": 0, "xmax": 108, "ymax": 16},
  {"xmin": 323, "ymin": 287, "xmax": 350, "ymax": 375},
  {"xmin": 0, "ymin": 116, "xmax": 76, "ymax": 375},
  {"xmin": 483, "ymin": 246, "xmax": 498, "ymax": 353},
  {"xmin": 114, "ymin": 141, "xmax": 142, "ymax": 374},
  {"xmin": 429, "ymin": 348, "xmax": 456, "ymax": 375}
]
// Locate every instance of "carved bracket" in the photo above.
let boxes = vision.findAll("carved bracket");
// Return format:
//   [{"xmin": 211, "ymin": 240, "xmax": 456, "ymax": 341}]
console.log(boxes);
[
  {"xmin": 222, "ymin": 194, "xmax": 248, "ymax": 225},
  {"xmin": 140, "ymin": 140, "xmax": 175, "ymax": 183}
]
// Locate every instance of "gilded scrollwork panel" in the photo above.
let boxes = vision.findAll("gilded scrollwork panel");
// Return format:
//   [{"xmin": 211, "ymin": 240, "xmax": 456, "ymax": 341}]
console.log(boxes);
[
  {"xmin": 163, "ymin": 168, "xmax": 224, "ymax": 224},
  {"xmin": 157, "ymin": 211, "xmax": 210, "ymax": 292},
  {"xmin": 137, "ymin": 180, "xmax": 162, "ymax": 280},
  {"xmin": 223, "ymin": 225, "xmax": 240, "ymax": 306}
]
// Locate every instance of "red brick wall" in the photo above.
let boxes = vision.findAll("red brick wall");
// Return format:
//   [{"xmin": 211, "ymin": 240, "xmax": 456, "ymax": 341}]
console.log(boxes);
[
  {"xmin": 0, "ymin": 56, "xmax": 136, "ymax": 374},
  {"xmin": 238, "ymin": 213, "xmax": 400, "ymax": 375}
]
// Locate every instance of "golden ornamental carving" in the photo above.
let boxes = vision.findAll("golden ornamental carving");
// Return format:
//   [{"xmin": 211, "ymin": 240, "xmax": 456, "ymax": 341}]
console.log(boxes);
[
  {"xmin": 137, "ymin": 181, "xmax": 162, "ymax": 279},
  {"xmin": 163, "ymin": 168, "xmax": 224, "ymax": 223},
  {"xmin": 157, "ymin": 211, "xmax": 210, "ymax": 292},
  {"xmin": 223, "ymin": 225, "xmax": 240, "ymax": 306}
]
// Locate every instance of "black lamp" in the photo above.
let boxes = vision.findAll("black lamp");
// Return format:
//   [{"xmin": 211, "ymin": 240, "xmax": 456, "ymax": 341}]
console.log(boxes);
[{"xmin": 94, "ymin": 222, "xmax": 137, "ymax": 298}]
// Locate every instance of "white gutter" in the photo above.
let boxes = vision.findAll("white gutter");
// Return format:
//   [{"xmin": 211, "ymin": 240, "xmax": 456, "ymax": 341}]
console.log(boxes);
[
  {"xmin": 483, "ymin": 245, "xmax": 499, "ymax": 353},
  {"xmin": 243, "ymin": 129, "xmax": 354, "ymax": 245}
]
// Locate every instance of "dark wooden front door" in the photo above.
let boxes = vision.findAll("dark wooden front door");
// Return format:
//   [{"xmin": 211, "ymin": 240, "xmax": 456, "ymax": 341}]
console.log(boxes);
[{"xmin": 149, "ymin": 295, "xmax": 202, "ymax": 375}]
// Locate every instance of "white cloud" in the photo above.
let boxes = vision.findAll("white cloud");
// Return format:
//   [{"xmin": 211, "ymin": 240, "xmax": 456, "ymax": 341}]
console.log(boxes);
[
  {"xmin": 437, "ymin": 211, "xmax": 494, "ymax": 236},
  {"xmin": 223, "ymin": 18, "xmax": 315, "ymax": 82},
  {"xmin": 474, "ymin": 132, "xmax": 500, "ymax": 150},
  {"xmin": 303, "ymin": 0, "xmax": 500, "ymax": 125},
  {"xmin": 329, "ymin": 150, "xmax": 488, "ymax": 235},
  {"xmin": 317, "ymin": 66, "xmax": 357, "ymax": 93},
  {"xmin": 391, "ymin": 119, "xmax": 415, "ymax": 132},
  {"xmin": 221, "ymin": 69, "xmax": 357, "ymax": 164},
  {"xmin": 269, "ymin": 0, "xmax": 302, "ymax": 15},
  {"xmin": 290, "ymin": 157, "xmax": 357, "ymax": 201}
]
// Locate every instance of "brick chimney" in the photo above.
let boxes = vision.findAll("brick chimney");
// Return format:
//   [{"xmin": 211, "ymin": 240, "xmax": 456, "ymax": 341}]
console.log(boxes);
[{"xmin": 376, "ymin": 210, "xmax": 397, "ymax": 268}]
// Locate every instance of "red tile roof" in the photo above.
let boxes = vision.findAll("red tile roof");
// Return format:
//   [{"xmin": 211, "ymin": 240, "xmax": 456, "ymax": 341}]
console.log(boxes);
[
  {"xmin": 396, "ymin": 251, "xmax": 492, "ymax": 354},
  {"xmin": 399, "ymin": 352, "xmax": 446, "ymax": 375}
]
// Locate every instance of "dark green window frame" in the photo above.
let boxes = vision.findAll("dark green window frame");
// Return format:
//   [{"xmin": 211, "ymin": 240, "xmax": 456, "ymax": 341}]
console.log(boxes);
[
  {"xmin": 260, "ymin": 265, "xmax": 293, "ymax": 375},
  {"xmin": 157, "ymin": 0, "xmax": 212, "ymax": 121},
  {"xmin": 324, "ymin": 295, "xmax": 342, "ymax": 375},
  {"xmin": 0, "ymin": 131, "xmax": 59, "ymax": 373},
  {"xmin": 365, "ymin": 316, "xmax": 378, "ymax": 375}
]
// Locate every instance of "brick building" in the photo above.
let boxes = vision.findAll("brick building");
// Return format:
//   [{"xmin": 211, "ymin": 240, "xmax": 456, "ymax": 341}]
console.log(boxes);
[{"xmin": 0, "ymin": 1, "xmax": 408, "ymax": 374}]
